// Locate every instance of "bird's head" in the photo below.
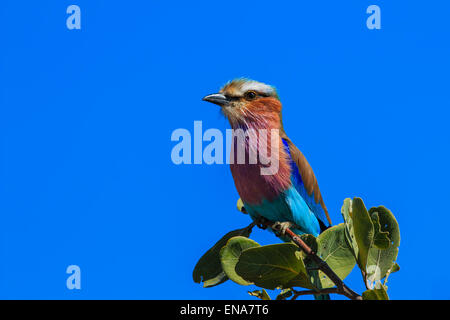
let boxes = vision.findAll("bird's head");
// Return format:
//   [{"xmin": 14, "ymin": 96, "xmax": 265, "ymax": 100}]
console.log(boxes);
[{"xmin": 203, "ymin": 79, "xmax": 282, "ymax": 128}]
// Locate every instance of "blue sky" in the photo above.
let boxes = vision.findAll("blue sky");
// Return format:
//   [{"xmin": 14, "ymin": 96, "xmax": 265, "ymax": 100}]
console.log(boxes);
[{"xmin": 0, "ymin": 1, "xmax": 449, "ymax": 299}]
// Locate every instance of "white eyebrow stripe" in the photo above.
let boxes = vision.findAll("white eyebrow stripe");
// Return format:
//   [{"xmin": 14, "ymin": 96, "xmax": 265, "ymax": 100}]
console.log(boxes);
[{"xmin": 239, "ymin": 81, "xmax": 275, "ymax": 95}]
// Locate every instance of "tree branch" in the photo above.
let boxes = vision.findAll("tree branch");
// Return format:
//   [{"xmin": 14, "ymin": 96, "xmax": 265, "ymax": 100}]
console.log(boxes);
[
  {"xmin": 291, "ymin": 288, "xmax": 341, "ymax": 300},
  {"xmin": 253, "ymin": 219, "xmax": 362, "ymax": 300}
]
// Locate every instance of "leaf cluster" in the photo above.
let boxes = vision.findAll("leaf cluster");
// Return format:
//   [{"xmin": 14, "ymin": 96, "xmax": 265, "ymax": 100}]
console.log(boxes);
[{"xmin": 193, "ymin": 198, "xmax": 400, "ymax": 300}]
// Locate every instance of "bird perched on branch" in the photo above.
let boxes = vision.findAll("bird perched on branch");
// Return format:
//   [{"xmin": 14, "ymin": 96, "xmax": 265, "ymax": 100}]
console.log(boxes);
[{"xmin": 203, "ymin": 79, "xmax": 332, "ymax": 239}]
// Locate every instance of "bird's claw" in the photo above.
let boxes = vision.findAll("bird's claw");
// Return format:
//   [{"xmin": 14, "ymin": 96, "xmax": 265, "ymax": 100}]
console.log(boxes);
[
  {"xmin": 272, "ymin": 221, "xmax": 295, "ymax": 237},
  {"xmin": 254, "ymin": 216, "xmax": 269, "ymax": 230}
]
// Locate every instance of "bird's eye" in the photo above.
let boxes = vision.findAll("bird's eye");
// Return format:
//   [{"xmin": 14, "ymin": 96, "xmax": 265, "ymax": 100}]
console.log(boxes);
[{"xmin": 244, "ymin": 91, "xmax": 257, "ymax": 100}]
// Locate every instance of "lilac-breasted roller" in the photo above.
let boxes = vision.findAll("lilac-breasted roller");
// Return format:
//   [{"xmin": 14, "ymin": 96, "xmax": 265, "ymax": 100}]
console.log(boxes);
[{"xmin": 203, "ymin": 79, "xmax": 332, "ymax": 239}]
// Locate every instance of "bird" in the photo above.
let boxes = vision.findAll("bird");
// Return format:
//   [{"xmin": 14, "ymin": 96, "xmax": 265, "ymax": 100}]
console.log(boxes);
[{"xmin": 202, "ymin": 79, "xmax": 332, "ymax": 239}]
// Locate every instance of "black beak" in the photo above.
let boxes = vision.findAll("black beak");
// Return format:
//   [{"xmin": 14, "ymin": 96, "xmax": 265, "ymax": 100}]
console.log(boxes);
[{"xmin": 202, "ymin": 93, "xmax": 230, "ymax": 106}]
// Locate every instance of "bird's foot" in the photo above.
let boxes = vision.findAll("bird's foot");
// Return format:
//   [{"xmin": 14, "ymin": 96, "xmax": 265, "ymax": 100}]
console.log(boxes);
[
  {"xmin": 272, "ymin": 221, "xmax": 298, "ymax": 237},
  {"xmin": 254, "ymin": 216, "xmax": 269, "ymax": 230}
]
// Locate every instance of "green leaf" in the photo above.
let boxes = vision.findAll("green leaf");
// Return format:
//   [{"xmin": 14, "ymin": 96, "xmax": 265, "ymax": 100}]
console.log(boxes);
[
  {"xmin": 383, "ymin": 263, "xmax": 400, "ymax": 286},
  {"xmin": 366, "ymin": 206, "xmax": 400, "ymax": 285},
  {"xmin": 248, "ymin": 289, "xmax": 271, "ymax": 300},
  {"xmin": 342, "ymin": 199, "xmax": 401, "ymax": 287},
  {"xmin": 315, "ymin": 224, "xmax": 357, "ymax": 288},
  {"xmin": 193, "ymin": 226, "xmax": 253, "ymax": 288},
  {"xmin": 341, "ymin": 198, "xmax": 359, "ymax": 260},
  {"xmin": 350, "ymin": 198, "xmax": 375, "ymax": 271},
  {"xmin": 235, "ymin": 243, "xmax": 314, "ymax": 290},
  {"xmin": 220, "ymin": 236, "xmax": 260, "ymax": 285},
  {"xmin": 371, "ymin": 211, "xmax": 390, "ymax": 249},
  {"xmin": 362, "ymin": 285, "xmax": 389, "ymax": 300}
]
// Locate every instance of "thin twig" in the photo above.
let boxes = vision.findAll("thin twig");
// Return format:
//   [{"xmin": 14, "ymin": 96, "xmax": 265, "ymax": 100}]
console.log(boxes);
[{"xmin": 361, "ymin": 270, "xmax": 371, "ymax": 290}]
